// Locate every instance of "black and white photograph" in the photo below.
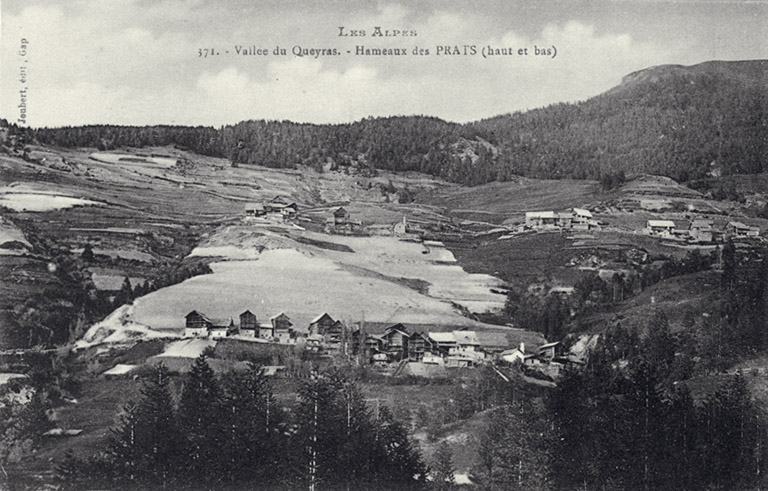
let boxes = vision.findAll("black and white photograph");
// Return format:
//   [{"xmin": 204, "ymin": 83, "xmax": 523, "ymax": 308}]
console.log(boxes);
[{"xmin": 1, "ymin": 0, "xmax": 767, "ymax": 489}]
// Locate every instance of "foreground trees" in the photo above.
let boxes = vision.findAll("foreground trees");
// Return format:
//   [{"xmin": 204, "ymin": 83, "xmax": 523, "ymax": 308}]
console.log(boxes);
[{"xmin": 58, "ymin": 358, "xmax": 425, "ymax": 490}]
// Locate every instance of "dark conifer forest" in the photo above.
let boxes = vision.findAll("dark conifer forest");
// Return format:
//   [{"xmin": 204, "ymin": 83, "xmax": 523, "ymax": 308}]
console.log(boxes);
[{"xmin": 26, "ymin": 60, "xmax": 768, "ymax": 185}]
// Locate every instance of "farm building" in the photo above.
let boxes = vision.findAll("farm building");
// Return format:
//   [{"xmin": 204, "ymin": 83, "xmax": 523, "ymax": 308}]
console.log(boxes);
[
  {"xmin": 538, "ymin": 341, "xmax": 563, "ymax": 361},
  {"xmin": 364, "ymin": 334, "xmax": 384, "ymax": 353},
  {"xmin": 258, "ymin": 322, "xmax": 274, "ymax": 340},
  {"xmin": 308, "ymin": 313, "xmax": 336, "ymax": 336},
  {"xmin": 208, "ymin": 318, "xmax": 235, "ymax": 338},
  {"xmin": 381, "ymin": 324, "xmax": 411, "ymax": 360},
  {"xmin": 280, "ymin": 203, "xmax": 298, "ymax": 219},
  {"xmin": 394, "ymin": 216, "xmax": 409, "ymax": 236},
  {"xmin": 245, "ymin": 203, "xmax": 266, "ymax": 217},
  {"xmin": 271, "ymin": 313, "xmax": 295, "ymax": 343},
  {"xmin": 645, "ymin": 220, "xmax": 676, "ymax": 237},
  {"xmin": 184, "ymin": 310, "xmax": 234, "ymax": 338},
  {"xmin": 689, "ymin": 219, "xmax": 714, "ymax": 242},
  {"xmin": 239, "ymin": 310, "xmax": 258, "ymax": 338},
  {"xmin": 525, "ymin": 211, "xmax": 558, "ymax": 229},
  {"xmin": 724, "ymin": 221, "xmax": 760, "ymax": 238},
  {"xmin": 329, "ymin": 207, "xmax": 349, "ymax": 225},
  {"xmin": 408, "ymin": 331, "xmax": 434, "ymax": 361},
  {"xmin": 264, "ymin": 195, "xmax": 292, "ymax": 212},
  {"xmin": 569, "ymin": 208, "xmax": 596, "ymax": 230},
  {"xmin": 322, "ymin": 320, "xmax": 349, "ymax": 352},
  {"xmin": 428, "ymin": 332, "xmax": 458, "ymax": 356},
  {"xmin": 305, "ymin": 334, "xmax": 323, "ymax": 352},
  {"xmin": 452, "ymin": 330, "xmax": 480, "ymax": 355},
  {"xmin": 525, "ymin": 208, "xmax": 597, "ymax": 231},
  {"xmin": 501, "ymin": 343, "xmax": 528, "ymax": 364}
]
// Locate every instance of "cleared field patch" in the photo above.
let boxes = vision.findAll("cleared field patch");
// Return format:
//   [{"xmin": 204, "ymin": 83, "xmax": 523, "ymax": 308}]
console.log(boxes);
[
  {"xmin": 89, "ymin": 270, "xmax": 145, "ymax": 291},
  {"xmin": 189, "ymin": 227, "xmax": 506, "ymax": 314},
  {"xmin": 0, "ymin": 191, "xmax": 103, "ymax": 212},
  {"xmin": 130, "ymin": 248, "xmax": 503, "ymax": 333},
  {"xmin": 423, "ymin": 177, "xmax": 598, "ymax": 224},
  {"xmin": 0, "ymin": 217, "xmax": 31, "ymax": 254},
  {"xmin": 156, "ymin": 338, "xmax": 217, "ymax": 358},
  {"xmin": 90, "ymin": 152, "xmax": 177, "ymax": 167}
]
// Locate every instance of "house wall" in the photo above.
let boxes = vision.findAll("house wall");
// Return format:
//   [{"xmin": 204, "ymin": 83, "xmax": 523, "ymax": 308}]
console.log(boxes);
[
  {"xmin": 186, "ymin": 315, "xmax": 209, "ymax": 329},
  {"xmin": 209, "ymin": 329, "xmax": 228, "ymax": 339},
  {"xmin": 185, "ymin": 327, "xmax": 207, "ymax": 338},
  {"xmin": 240, "ymin": 313, "xmax": 257, "ymax": 330}
]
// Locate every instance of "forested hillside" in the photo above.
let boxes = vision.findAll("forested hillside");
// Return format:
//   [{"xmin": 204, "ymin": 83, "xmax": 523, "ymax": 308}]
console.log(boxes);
[{"xmin": 24, "ymin": 60, "xmax": 767, "ymax": 185}]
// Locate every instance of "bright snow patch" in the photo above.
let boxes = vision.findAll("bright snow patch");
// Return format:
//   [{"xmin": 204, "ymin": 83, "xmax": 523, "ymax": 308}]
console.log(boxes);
[
  {"xmin": 75, "ymin": 305, "xmax": 177, "ymax": 349},
  {"xmin": 0, "ymin": 192, "xmax": 103, "ymax": 212},
  {"xmin": 102, "ymin": 364, "xmax": 138, "ymax": 376}
]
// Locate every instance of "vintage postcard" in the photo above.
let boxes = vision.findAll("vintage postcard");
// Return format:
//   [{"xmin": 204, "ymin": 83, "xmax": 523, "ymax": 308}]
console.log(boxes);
[{"xmin": 1, "ymin": 1, "xmax": 767, "ymax": 489}]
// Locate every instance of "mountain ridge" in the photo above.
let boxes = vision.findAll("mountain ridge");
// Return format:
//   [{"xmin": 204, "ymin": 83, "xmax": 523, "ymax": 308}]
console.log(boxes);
[{"xmin": 8, "ymin": 59, "xmax": 767, "ymax": 186}]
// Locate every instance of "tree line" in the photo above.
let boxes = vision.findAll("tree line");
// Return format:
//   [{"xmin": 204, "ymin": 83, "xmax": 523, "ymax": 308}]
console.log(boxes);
[
  {"xmin": 20, "ymin": 62, "xmax": 766, "ymax": 186},
  {"xmin": 57, "ymin": 356, "xmax": 426, "ymax": 491}
]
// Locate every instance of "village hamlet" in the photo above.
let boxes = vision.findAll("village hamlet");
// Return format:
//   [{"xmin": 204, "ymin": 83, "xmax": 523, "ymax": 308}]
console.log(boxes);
[{"xmin": 3, "ymin": 0, "xmax": 768, "ymax": 489}]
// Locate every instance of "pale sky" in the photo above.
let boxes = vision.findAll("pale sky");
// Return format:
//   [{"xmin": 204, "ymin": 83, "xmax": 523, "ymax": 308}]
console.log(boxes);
[{"xmin": 1, "ymin": 0, "xmax": 766, "ymax": 127}]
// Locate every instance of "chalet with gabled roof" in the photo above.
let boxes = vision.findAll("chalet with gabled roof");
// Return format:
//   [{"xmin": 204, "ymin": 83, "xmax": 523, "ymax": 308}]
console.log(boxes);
[
  {"xmin": 382, "ymin": 324, "xmax": 410, "ymax": 360},
  {"xmin": 408, "ymin": 331, "xmax": 433, "ymax": 361},
  {"xmin": 501, "ymin": 343, "xmax": 528, "ymax": 364},
  {"xmin": 185, "ymin": 310, "xmax": 211, "ymax": 337},
  {"xmin": 239, "ymin": 310, "xmax": 258, "ymax": 338},
  {"xmin": 570, "ymin": 208, "xmax": 595, "ymax": 230},
  {"xmin": 184, "ymin": 311, "xmax": 234, "ymax": 338},
  {"xmin": 525, "ymin": 211, "xmax": 558, "ymax": 229},
  {"xmin": 428, "ymin": 332, "xmax": 458, "ymax": 356},
  {"xmin": 309, "ymin": 313, "xmax": 335, "ymax": 336},
  {"xmin": 208, "ymin": 317, "xmax": 235, "ymax": 338},
  {"xmin": 322, "ymin": 320, "xmax": 348, "ymax": 351},
  {"xmin": 646, "ymin": 220, "xmax": 676, "ymax": 237},
  {"xmin": 271, "ymin": 313, "xmax": 295, "ymax": 343}
]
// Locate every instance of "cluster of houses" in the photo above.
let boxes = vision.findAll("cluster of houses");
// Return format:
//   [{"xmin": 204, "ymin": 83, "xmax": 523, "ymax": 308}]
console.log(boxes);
[
  {"xmin": 183, "ymin": 310, "xmax": 544, "ymax": 369},
  {"xmin": 645, "ymin": 219, "xmax": 760, "ymax": 242},
  {"xmin": 523, "ymin": 206, "xmax": 761, "ymax": 243},
  {"xmin": 524, "ymin": 208, "xmax": 600, "ymax": 231},
  {"xmin": 500, "ymin": 341, "xmax": 581, "ymax": 377},
  {"xmin": 244, "ymin": 196, "xmax": 298, "ymax": 221}
]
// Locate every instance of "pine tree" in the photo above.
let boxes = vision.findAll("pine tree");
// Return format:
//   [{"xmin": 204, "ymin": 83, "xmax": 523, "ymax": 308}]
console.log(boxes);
[
  {"xmin": 432, "ymin": 441, "xmax": 456, "ymax": 490},
  {"xmin": 178, "ymin": 354, "xmax": 224, "ymax": 485},
  {"xmin": 113, "ymin": 276, "xmax": 133, "ymax": 307},
  {"xmin": 106, "ymin": 363, "xmax": 183, "ymax": 487},
  {"xmin": 219, "ymin": 362, "xmax": 283, "ymax": 484}
]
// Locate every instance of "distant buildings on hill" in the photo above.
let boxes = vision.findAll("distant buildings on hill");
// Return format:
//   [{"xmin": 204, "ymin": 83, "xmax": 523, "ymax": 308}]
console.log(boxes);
[
  {"xmin": 524, "ymin": 208, "xmax": 600, "ymax": 231},
  {"xmin": 644, "ymin": 218, "xmax": 760, "ymax": 242},
  {"xmin": 244, "ymin": 195, "xmax": 297, "ymax": 221},
  {"xmin": 521, "ymin": 205, "xmax": 761, "ymax": 243}
]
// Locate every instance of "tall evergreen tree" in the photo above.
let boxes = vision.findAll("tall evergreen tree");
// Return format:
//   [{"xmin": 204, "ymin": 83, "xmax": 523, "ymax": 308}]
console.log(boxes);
[{"xmin": 178, "ymin": 354, "xmax": 224, "ymax": 485}]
